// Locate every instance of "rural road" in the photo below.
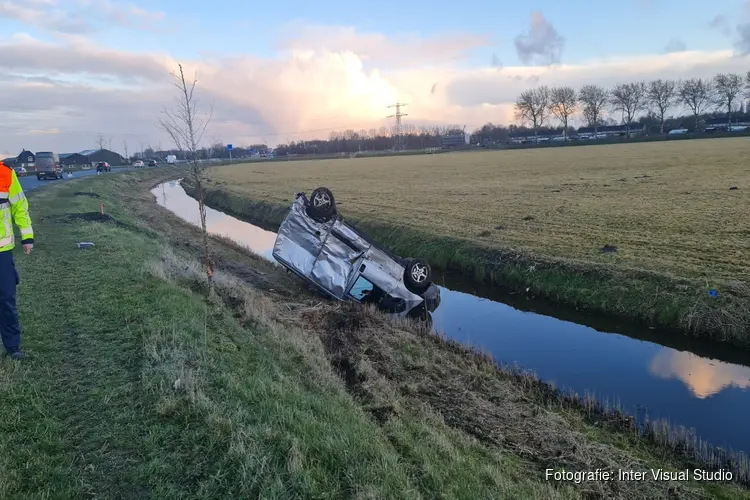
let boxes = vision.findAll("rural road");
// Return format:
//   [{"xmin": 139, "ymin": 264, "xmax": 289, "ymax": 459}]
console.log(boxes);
[{"xmin": 18, "ymin": 166, "xmax": 150, "ymax": 192}]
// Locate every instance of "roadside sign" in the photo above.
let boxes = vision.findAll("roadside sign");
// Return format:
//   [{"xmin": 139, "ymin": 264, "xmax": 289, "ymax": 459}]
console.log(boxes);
[{"xmin": 227, "ymin": 144, "xmax": 233, "ymax": 151}]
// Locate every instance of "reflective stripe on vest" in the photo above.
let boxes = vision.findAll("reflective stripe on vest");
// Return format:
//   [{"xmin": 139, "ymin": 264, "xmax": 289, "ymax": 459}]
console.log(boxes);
[
  {"xmin": 8, "ymin": 192, "xmax": 25, "ymax": 204},
  {"xmin": 0, "ymin": 204, "xmax": 11, "ymax": 247},
  {"xmin": 0, "ymin": 191, "xmax": 7, "ymax": 198}
]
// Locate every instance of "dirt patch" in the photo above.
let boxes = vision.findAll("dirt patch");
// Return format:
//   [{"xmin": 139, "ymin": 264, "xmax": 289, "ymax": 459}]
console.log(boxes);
[
  {"xmin": 73, "ymin": 191, "xmax": 101, "ymax": 198},
  {"xmin": 477, "ymin": 230, "xmax": 492, "ymax": 237},
  {"xmin": 600, "ymin": 244, "xmax": 618, "ymax": 253}
]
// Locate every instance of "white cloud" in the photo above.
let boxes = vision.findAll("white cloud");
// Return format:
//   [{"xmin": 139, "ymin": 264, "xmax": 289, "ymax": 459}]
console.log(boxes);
[
  {"xmin": 0, "ymin": 0, "xmax": 165, "ymax": 34},
  {"xmin": 1, "ymin": 23, "xmax": 750, "ymax": 156}
]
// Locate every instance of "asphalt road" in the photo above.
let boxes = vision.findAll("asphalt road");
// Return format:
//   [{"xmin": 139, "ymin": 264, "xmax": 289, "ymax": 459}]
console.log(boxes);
[{"xmin": 18, "ymin": 166, "xmax": 143, "ymax": 192}]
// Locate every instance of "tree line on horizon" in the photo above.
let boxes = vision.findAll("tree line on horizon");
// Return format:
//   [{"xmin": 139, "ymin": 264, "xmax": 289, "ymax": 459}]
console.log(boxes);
[{"xmin": 507, "ymin": 71, "xmax": 750, "ymax": 140}]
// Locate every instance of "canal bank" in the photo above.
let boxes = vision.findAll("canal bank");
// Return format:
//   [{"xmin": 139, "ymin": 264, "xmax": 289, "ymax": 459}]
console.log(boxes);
[{"xmin": 159, "ymin": 179, "xmax": 750, "ymax": 474}]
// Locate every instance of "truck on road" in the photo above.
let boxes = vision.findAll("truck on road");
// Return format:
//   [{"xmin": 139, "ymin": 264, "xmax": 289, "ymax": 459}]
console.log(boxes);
[{"xmin": 35, "ymin": 152, "xmax": 63, "ymax": 180}]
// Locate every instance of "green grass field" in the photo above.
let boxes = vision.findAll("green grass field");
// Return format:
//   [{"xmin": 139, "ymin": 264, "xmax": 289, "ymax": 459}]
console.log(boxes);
[
  {"xmin": 0, "ymin": 169, "xmax": 748, "ymax": 498},
  {"xmin": 201, "ymin": 137, "xmax": 750, "ymax": 343}
]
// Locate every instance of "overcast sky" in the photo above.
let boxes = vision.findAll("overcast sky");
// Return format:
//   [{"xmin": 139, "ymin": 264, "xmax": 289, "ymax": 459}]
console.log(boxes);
[{"xmin": 1, "ymin": 0, "xmax": 750, "ymax": 157}]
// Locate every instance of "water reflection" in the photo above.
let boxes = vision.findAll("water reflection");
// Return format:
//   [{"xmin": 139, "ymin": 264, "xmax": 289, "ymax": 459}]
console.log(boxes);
[
  {"xmin": 650, "ymin": 349, "xmax": 750, "ymax": 399},
  {"xmin": 151, "ymin": 180, "xmax": 750, "ymax": 454},
  {"xmin": 154, "ymin": 181, "xmax": 276, "ymax": 259}
]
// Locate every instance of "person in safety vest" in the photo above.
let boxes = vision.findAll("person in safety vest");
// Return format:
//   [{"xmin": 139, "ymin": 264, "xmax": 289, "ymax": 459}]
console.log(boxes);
[{"xmin": 0, "ymin": 160, "xmax": 33, "ymax": 360}]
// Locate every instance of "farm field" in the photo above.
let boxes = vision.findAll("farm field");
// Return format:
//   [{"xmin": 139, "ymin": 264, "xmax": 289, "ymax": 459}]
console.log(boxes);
[{"xmin": 211, "ymin": 137, "xmax": 750, "ymax": 283}]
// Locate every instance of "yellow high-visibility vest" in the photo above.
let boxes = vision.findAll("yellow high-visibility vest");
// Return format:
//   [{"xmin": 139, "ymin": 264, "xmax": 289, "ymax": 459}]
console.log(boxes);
[{"xmin": 0, "ymin": 162, "xmax": 34, "ymax": 252}]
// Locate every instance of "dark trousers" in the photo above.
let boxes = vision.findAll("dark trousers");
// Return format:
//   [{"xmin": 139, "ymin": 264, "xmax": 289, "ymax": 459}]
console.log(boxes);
[{"xmin": 0, "ymin": 250, "xmax": 21, "ymax": 353}]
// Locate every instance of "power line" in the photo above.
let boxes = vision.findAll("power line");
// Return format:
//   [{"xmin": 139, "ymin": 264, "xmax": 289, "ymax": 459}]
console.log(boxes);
[{"xmin": 386, "ymin": 102, "xmax": 408, "ymax": 150}]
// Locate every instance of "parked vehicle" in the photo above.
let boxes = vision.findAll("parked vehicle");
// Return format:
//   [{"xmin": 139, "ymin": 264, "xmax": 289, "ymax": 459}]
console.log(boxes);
[
  {"xmin": 166, "ymin": 155, "xmax": 176, "ymax": 164},
  {"xmin": 14, "ymin": 166, "xmax": 26, "ymax": 176},
  {"xmin": 35, "ymin": 152, "xmax": 63, "ymax": 180},
  {"xmin": 96, "ymin": 161, "xmax": 111, "ymax": 172},
  {"xmin": 133, "ymin": 160, "xmax": 145, "ymax": 168},
  {"xmin": 272, "ymin": 187, "xmax": 440, "ymax": 325},
  {"xmin": 147, "ymin": 159, "xmax": 158, "ymax": 167}
]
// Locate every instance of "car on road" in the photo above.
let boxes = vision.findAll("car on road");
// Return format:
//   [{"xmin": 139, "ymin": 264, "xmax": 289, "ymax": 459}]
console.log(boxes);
[
  {"xmin": 96, "ymin": 161, "xmax": 111, "ymax": 172},
  {"xmin": 14, "ymin": 166, "xmax": 26, "ymax": 176},
  {"xmin": 133, "ymin": 160, "xmax": 145, "ymax": 168},
  {"xmin": 35, "ymin": 152, "xmax": 63, "ymax": 180},
  {"xmin": 272, "ymin": 187, "xmax": 440, "ymax": 326},
  {"xmin": 147, "ymin": 159, "xmax": 158, "ymax": 167}
]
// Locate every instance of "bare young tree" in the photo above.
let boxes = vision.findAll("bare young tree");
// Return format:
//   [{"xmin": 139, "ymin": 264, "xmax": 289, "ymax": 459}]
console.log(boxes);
[
  {"xmin": 158, "ymin": 63, "xmax": 215, "ymax": 291},
  {"xmin": 609, "ymin": 82, "xmax": 647, "ymax": 136},
  {"xmin": 678, "ymin": 78, "xmax": 714, "ymax": 131},
  {"xmin": 96, "ymin": 135, "xmax": 106, "ymax": 150},
  {"xmin": 713, "ymin": 73, "xmax": 744, "ymax": 125},
  {"xmin": 514, "ymin": 86, "xmax": 550, "ymax": 139},
  {"xmin": 106, "ymin": 136, "xmax": 113, "ymax": 151},
  {"xmin": 123, "ymin": 140, "xmax": 129, "ymax": 164},
  {"xmin": 647, "ymin": 79, "xmax": 678, "ymax": 135},
  {"xmin": 548, "ymin": 86, "xmax": 577, "ymax": 138},
  {"xmin": 578, "ymin": 84, "xmax": 608, "ymax": 135}
]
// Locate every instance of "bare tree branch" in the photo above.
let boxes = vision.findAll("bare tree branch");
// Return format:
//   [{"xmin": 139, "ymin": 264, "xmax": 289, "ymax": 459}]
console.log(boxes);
[
  {"xmin": 678, "ymin": 78, "xmax": 714, "ymax": 131},
  {"xmin": 646, "ymin": 79, "xmax": 678, "ymax": 135},
  {"xmin": 158, "ymin": 63, "xmax": 216, "ymax": 292},
  {"xmin": 548, "ymin": 86, "xmax": 577, "ymax": 137},
  {"xmin": 123, "ymin": 140, "xmax": 129, "ymax": 165},
  {"xmin": 609, "ymin": 82, "xmax": 647, "ymax": 136},
  {"xmin": 514, "ymin": 86, "xmax": 550, "ymax": 138},
  {"xmin": 96, "ymin": 135, "xmax": 106, "ymax": 150},
  {"xmin": 714, "ymin": 73, "xmax": 744, "ymax": 125},
  {"xmin": 578, "ymin": 85, "xmax": 608, "ymax": 134}
]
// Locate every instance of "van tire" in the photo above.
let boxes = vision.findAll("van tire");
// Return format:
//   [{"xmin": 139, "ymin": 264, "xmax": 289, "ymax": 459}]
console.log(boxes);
[
  {"xmin": 404, "ymin": 258, "xmax": 431, "ymax": 295},
  {"xmin": 307, "ymin": 187, "xmax": 336, "ymax": 222}
]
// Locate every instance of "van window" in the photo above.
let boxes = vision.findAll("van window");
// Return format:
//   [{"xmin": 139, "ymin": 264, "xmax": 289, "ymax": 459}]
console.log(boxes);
[{"xmin": 349, "ymin": 276, "xmax": 375, "ymax": 302}]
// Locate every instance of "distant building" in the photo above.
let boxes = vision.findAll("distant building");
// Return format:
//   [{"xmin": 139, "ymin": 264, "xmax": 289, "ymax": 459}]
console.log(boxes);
[
  {"xmin": 704, "ymin": 115, "xmax": 750, "ymax": 132},
  {"xmin": 576, "ymin": 124, "xmax": 646, "ymax": 138},
  {"xmin": 16, "ymin": 149, "xmax": 35, "ymax": 168},
  {"xmin": 78, "ymin": 149, "xmax": 125, "ymax": 166},
  {"xmin": 59, "ymin": 153, "xmax": 90, "ymax": 166},
  {"xmin": 440, "ymin": 134, "xmax": 467, "ymax": 148}
]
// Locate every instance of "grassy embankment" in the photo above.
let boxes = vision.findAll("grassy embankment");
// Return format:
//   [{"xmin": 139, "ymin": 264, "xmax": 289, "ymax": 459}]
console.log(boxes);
[
  {"xmin": 0, "ymin": 169, "xmax": 748, "ymax": 498},
  {"xmin": 197, "ymin": 137, "xmax": 750, "ymax": 345}
]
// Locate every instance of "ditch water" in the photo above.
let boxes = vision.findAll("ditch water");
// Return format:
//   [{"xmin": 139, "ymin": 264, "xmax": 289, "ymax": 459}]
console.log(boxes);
[{"xmin": 153, "ymin": 180, "xmax": 750, "ymax": 456}]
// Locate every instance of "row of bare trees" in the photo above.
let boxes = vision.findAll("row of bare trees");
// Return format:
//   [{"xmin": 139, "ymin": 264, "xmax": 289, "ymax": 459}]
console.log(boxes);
[{"xmin": 515, "ymin": 71, "xmax": 750, "ymax": 137}]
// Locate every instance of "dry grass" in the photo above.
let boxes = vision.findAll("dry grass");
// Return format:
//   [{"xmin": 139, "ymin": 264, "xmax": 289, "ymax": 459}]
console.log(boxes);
[{"xmin": 211, "ymin": 138, "xmax": 750, "ymax": 282}]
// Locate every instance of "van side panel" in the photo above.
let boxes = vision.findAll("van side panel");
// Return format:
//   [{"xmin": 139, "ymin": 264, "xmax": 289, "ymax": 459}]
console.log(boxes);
[{"xmin": 273, "ymin": 199, "xmax": 324, "ymax": 276}]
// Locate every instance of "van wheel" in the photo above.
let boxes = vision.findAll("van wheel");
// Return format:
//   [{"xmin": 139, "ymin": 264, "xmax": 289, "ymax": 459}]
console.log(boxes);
[
  {"xmin": 404, "ymin": 258, "xmax": 431, "ymax": 295},
  {"xmin": 307, "ymin": 187, "xmax": 336, "ymax": 222}
]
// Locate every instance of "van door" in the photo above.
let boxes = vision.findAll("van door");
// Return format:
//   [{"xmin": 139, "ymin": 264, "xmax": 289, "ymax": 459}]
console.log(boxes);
[{"xmin": 309, "ymin": 221, "xmax": 371, "ymax": 298}]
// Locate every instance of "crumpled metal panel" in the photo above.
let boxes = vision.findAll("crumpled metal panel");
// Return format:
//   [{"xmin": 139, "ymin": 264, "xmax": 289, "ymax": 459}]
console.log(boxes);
[
  {"xmin": 310, "ymin": 231, "xmax": 364, "ymax": 298},
  {"xmin": 273, "ymin": 197, "xmax": 325, "ymax": 275},
  {"xmin": 330, "ymin": 220, "xmax": 371, "ymax": 251},
  {"xmin": 360, "ymin": 260, "xmax": 423, "ymax": 307}
]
